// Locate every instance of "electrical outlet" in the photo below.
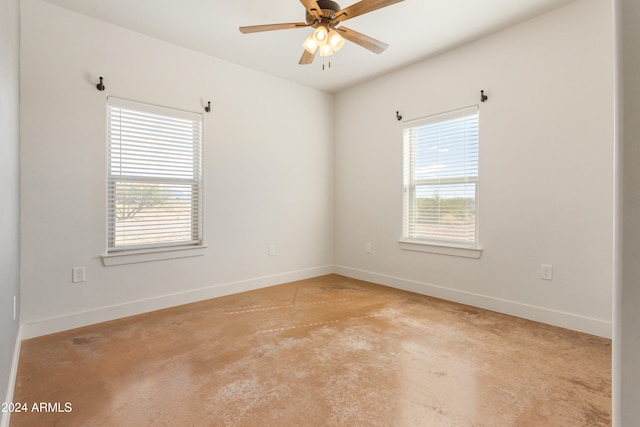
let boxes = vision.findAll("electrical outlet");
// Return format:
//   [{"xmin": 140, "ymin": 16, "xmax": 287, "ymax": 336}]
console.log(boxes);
[
  {"xmin": 365, "ymin": 242, "xmax": 372, "ymax": 254},
  {"xmin": 541, "ymin": 264, "xmax": 553, "ymax": 281},
  {"xmin": 268, "ymin": 245, "xmax": 276, "ymax": 256},
  {"xmin": 72, "ymin": 267, "xmax": 85, "ymax": 283}
]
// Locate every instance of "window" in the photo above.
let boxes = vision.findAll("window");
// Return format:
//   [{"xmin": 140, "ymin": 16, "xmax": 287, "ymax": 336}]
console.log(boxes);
[
  {"xmin": 402, "ymin": 106, "xmax": 479, "ymax": 248},
  {"xmin": 107, "ymin": 97, "xmax": 203, "ymax": 253}
]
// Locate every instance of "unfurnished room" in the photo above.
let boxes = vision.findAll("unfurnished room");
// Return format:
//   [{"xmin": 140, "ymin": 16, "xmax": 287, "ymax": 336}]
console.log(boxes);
[{"xmin": 1, "ymin": 0, "xmax": 640, "ymax": 426}]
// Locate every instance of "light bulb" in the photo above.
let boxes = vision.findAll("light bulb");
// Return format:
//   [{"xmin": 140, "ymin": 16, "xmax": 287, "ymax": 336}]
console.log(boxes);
[{"xmin": 312, "ymin": 26, "xmax": 328, "ymax": 46}]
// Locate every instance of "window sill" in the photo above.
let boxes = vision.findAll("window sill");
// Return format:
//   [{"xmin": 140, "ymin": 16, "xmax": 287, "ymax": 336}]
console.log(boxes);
[
  {"xmin": 102, "ymin": 245, "xmax": 207, "ymax": 266},
  {"xmin": 398, "ymin": 240, "xmax": 482, "ymax": 259}
]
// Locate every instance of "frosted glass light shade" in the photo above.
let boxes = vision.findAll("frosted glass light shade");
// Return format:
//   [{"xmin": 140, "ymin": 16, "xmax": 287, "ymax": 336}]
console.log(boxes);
[
  {"xmin": 319, "ymin": 44, "xmax": 333, "ymax": 57},
  {"xmin": 328, "ymin": 29, "xmax": 345, "ymax": 51},
  {"xmin": 303, "ymin": 34, "xmax": 318, "ymax": 54}
]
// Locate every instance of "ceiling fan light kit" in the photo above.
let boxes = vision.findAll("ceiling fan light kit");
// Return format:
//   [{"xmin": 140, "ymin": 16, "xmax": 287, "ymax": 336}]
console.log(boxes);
[
  {"xmin": 303, "ymin": 25, "xmax": 345, "ymax": 56},
  {"xmin": 240, "ymin": 0, "xmax": 404, "ymax": 65}
]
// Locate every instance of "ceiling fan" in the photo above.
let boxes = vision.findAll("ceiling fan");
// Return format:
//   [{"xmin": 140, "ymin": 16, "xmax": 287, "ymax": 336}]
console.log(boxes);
[{"xmin": 239, "ymin": 0, "xmax": 404, "ymax": 65}]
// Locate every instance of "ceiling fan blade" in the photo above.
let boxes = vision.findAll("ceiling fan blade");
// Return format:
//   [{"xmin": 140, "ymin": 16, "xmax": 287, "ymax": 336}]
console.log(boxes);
[
  {"xmin": 239, "ymin": 22, "xmax": 309, "ymax": 34},
  {"xmin": 299, "ymin": 49, "xmax": 317, "ymax": 65},
  {"xmin": 299, "ymin": 0, "xmax": 322, "ymax": 20},
  {"xmin": 333, "ymin": 0, "xmax": 404, "ymax": 23},
  {"xmin": 336, "ymin": 26, "xmax": 388, "ymax": 54}
]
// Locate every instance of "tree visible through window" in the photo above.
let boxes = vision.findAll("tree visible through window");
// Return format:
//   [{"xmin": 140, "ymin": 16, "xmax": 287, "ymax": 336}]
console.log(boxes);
[
  {"xmin": 403, "ymin": 106, "xmax": 479, "ymax": 247},
  {"xmin": 107, "ymin": 98, "xmax": 203, "ymax": 252}
]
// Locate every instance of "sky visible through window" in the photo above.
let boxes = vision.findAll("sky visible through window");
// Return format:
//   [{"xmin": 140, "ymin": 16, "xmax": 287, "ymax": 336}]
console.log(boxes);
[{"xmin": 412, "ymin": 115, "xmax": 478, "ymax": 199}]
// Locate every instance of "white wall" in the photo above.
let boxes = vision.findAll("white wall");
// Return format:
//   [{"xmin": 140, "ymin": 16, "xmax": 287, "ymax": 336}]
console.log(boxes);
[
  {"xmin": 334, "ymin": 0, "xmax": 614, "ymax": 338},
  {"xmin": 19, "ymin": 0, "xmax": 334, "ymax": 337},
  {"xmin": 0, "ymin": 0, "xmax": 21, "ymax": 416}
]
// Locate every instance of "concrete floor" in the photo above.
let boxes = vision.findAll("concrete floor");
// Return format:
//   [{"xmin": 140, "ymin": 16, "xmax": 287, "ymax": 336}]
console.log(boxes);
[{"xmin": 11, "ymin": 275, "xmax": 611, "ymax": 426}]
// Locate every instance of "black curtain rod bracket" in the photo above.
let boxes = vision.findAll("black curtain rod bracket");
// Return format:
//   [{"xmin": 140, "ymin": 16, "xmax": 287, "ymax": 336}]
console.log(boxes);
[
  {"xmin": 396, "ymin": 111, "xmax": 403, "ymax": 121},
  {"xmin": 205, "ymin": 101, "xmax": 211, "ymax": 113},
  {"xmin": 480, "ymin": 90, "xmax": 488, "ymax": 102},
  {"xmin": 96, "ymin": 76, "xmax": 105, "ymax": 92}
]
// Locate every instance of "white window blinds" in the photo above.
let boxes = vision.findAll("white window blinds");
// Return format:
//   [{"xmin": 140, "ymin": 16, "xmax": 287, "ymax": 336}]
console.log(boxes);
[
  {"xmin": 403, "ymin": 106, "xmax": 479, "ymax": 246},
  {"xmin": 107, "ymin": 97, "xmax": 203, "ymax": 252}
]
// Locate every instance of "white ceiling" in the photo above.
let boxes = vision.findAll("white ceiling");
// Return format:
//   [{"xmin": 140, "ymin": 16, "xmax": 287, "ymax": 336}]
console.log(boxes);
[{"xmin": 41, "ymin": 0, "xmax": 576, "ymax": 93}]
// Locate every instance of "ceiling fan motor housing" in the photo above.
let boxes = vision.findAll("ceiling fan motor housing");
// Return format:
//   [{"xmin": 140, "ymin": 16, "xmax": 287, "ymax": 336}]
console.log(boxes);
[{"xmin": 306, "ymin": 0, "xmax": 341, "ymax": 24}]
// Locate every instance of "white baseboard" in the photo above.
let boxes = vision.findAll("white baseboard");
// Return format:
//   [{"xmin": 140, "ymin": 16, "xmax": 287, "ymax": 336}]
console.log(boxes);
[
  {"xmin": 1, "ymin": 325, "xmax": 22, "ymax": 427},
  {"xmin": 18, "ymin": 264, "xmax": 612, "ymax": 340},
  {"xmin": 334, "ymin": 265, "xmax": 612, "ymax": 339},
  {"xmin": 21, "ymin": 266, "xmax": 333, "ymax": 339}
]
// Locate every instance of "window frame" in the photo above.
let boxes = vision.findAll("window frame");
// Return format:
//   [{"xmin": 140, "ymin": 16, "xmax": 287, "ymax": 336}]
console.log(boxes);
[
  {"xmin": 400, "ymin": 105, "xmax": 481, "ymax": 258},
  {"xmin": 105, "ymin": 97, "xmax": 204, "ymax": 258}
]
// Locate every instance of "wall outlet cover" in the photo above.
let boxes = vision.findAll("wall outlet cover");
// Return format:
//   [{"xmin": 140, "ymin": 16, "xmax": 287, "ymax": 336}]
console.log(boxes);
[{"xmin": 72, "ymin": 267, "xmax": 85, "ymax": 283}]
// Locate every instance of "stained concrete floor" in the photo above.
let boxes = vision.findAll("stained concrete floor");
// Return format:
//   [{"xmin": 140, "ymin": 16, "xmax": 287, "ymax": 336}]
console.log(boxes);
[{"xmin": 11, "ymin": 275, "xmax": 611, "ymax": 426}]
